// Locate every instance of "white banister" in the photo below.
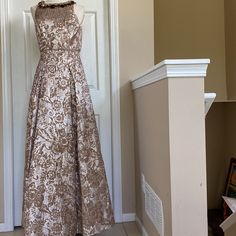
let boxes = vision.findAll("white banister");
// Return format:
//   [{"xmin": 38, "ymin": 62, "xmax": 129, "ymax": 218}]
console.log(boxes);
[
  {"xmin": 131, "ymin": 58, "xmax": 211, "ymax": 235},
  {"xmin": 131, "ymin": 59, "xmax": 210, "ymax": 90},
  {"xmin": 131, "ymin": 59, "xmax": 215, "ymax": 115}
]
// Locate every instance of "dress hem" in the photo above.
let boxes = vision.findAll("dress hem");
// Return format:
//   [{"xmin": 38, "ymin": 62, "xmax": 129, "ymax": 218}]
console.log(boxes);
[
  {"xmin": 82, "ymin": 221, "xmax": 116, "ymax": 236},
  {"xmin": 22, "ymin": 222, "xmax": 115, "ymax": 236}
]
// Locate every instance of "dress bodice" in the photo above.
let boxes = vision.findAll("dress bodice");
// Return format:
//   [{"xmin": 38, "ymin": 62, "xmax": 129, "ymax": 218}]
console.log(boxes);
[{"xmin": 34, "ymin": 0, "xmax": 82, "ymax": 54}]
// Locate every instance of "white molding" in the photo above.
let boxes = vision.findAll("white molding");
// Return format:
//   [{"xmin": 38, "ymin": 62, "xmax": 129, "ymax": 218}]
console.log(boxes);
[
  {"xmin": 122, "ymin": 213, "xmax": 136, "ymax": 222},
  {"xmin": 136, "ymin": 215, "xmax": 149, "ymax": 236},
  {"xmin": 131, "ymin": 59, "xmax": 211, "ymax": 90},
  {"xmin": 0, "ymin": 0, "xmax": 14, "ymax": 232},
  {"xmin": 109, "ymin": 0, "xmax": 123, "ymax": 223},
  {"xmin": 204, "ymin": 93, "xmax": 216, "ymax": 116}
]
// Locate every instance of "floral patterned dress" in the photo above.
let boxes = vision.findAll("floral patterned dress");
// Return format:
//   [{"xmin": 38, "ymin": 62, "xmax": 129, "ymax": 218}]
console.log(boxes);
[{"xmin": 21, "ymin": 1, "xmax": 115, "ymax": 235}]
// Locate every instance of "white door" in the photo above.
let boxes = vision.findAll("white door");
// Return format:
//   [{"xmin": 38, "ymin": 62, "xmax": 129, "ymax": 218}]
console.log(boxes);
[{"xmin": 9, "ymin": 0, "xmax": 112, "ymax": 226}]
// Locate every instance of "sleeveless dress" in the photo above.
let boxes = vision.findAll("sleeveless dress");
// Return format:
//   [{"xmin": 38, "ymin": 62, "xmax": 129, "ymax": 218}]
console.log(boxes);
[{"xmin": 21, "ymin": 1, "xmax": 115, "ymax": 235}]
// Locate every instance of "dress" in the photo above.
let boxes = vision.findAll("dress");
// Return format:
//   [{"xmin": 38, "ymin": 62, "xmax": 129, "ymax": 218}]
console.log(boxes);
[{"xmin": 21, "ymin": 1, "xmax": 115, "ymax": 235}]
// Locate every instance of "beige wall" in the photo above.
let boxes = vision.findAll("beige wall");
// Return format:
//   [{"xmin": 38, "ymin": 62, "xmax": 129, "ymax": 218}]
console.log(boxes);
[
  {"xmin": 206, "ymin": 103, "xmax": 228, "ymax": 209},
  {"xmin": 134, "ymin": 80, "xmax": 172, "ymax": 236},
  {"xmin": 118, "ymin": 0, "xmax": 154, "ymax": 214},
  {"xmin": 225, "ymin": 0, "xmax": 236, "ymax": 100},
  {"xmin": 168, "ymin": 78, "xmax": 207, "ymax": 235},
  {"xmin": 153, "ymin": 0, "xmax": 236, "ymax": 101},
  {"xmin": 154, "ymin": 0, "xmax": 227, "ymax": 101},
  {"xmin": 225, "ymin": 222, "xmax": 236, "ymax": 236},
  {"xmin": 224, "ymin": 103, "xmax": 236, "ymax": 161},
  {"xmin": 206, "ymin": 102, "xmax": 236, "ymax": 209},
  {"xmin": 0, "ymin": 38, "xmax": 4, "ymax": 223},
  {"xmin": 134, "ymin": 77, "xmax": 207, "ymax": 235}
]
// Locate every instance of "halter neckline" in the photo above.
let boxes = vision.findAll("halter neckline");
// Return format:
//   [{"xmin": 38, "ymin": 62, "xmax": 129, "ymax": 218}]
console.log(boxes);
[{"xmin": 38, "ymin": 0, "xmax": 76, "ymax": 8}]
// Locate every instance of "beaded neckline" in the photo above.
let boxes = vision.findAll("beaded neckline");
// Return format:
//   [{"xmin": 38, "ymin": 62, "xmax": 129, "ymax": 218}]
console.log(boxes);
[{"xmin": 38, "ymin": 0, "xmax": 76, "ymax": 8}]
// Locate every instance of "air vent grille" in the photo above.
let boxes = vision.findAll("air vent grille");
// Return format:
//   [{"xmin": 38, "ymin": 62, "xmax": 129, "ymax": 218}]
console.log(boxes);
[{"xmin": 142, "ymin": 174, "xmax": 164, "ymax": 236}]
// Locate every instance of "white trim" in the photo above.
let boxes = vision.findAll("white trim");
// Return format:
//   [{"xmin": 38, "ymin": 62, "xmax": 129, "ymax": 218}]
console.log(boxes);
[
  {"xmin": 0, "ymin": 0, "xmax": 122, "ymax": 231},
  {"xmin": 220, "ymin": 197, "xmax": 236, "ymax": 232},
  {"xmin": 109, "ymin": 0, "xmax": 123, "ymax": 223},
  {"xmin": 220, "ymin": 212, "xmax": 236, "ymax": 232},
  {"xmin": 135, "ymin": 215, "xmax": 149, "ymax": 236},
  {"xmin": 204, "ymin": 93, "xmax": 216, "ymax": 116},
  {"xmin": 0, "ymin": 0, "xmax": 14, "ymax": 232},
  {"xmin": 122, "ymin": 213, "xmax": 136, "ymax": 222},
  {"xmin": 131, "ymin": 59, "xmax": 210, "ymax": 90}
]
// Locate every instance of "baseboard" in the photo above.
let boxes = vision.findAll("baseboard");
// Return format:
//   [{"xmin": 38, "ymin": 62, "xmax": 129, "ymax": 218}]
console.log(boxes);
[
  {"xmin": 135, "ymin": 215, "xmax": 149, "ymax": 236},
  {"xmin": 122, "ymin": 213, "xmax": 136, "ymax": 222}
]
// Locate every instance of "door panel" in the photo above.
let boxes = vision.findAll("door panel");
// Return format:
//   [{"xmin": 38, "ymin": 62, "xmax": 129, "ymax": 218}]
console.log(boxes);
[{"xmin": 10, "ymin": 0, "xmax": 112, "ymax": 226}]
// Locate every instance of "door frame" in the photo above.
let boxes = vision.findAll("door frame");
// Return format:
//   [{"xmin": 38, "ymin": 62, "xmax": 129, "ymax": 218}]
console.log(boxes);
[
  {"xmin": 0, "ymin": 0, "xmax": 122, "ymax": 231},
  {"xmin": 0, "ymin": 0, "xmax": 14, "ymax": 231}
]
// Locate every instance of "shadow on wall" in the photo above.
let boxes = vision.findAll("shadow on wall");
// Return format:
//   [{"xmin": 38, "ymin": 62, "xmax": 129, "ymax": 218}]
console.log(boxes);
[
  {"xmin": 120, "ymin": 82, "xmax": 136, "ymax": 214},
  {"xmin": 206, "ymin": 102, "xmax": 236, "ymax": 209}
]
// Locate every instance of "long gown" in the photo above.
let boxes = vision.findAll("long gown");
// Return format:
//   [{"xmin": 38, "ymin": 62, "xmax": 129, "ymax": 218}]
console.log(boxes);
[{"xmin": 21, "ymin": 1, "xmax": 115, "ymax": 235}]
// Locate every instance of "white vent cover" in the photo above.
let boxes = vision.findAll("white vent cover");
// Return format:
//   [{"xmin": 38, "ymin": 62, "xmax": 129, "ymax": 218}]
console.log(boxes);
[{"xmin": 142, "ymin": 174, "xmax": 164, "ymax": 236}]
